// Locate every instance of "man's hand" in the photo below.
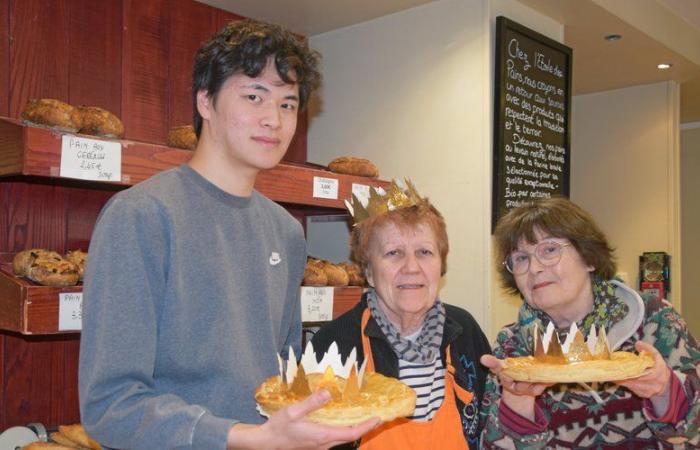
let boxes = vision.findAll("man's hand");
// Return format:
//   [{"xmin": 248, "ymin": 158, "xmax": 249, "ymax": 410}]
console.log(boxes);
[{"xmin": 227, "ymin": 390, "xmax": 380, "ymax": 450}]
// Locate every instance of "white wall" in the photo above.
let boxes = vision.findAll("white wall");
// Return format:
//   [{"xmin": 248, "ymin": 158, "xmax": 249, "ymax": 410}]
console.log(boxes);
[
  {"xmin": 571, "ymin": 82, "xmax": 681, "ymax": 306},
  {"xmin": 681, "ymin": 124, "xmax": 700, "ymax": 336},
  {"xmin": 308, "ymin": 0, "xmax": 492, "ymax": 328},
  {"xmin": 307, "ymin": 0, "xmax": 564, "ymax": 340}
]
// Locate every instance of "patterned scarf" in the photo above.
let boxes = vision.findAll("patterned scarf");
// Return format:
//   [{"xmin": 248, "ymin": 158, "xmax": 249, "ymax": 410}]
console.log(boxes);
[
  {"xmin": 518, "ymin": 276, "xmax": 629, "ymax": 346},
  {"xmin": 366, "ymin": 288, "xmax": 445, "ymax": 364}
]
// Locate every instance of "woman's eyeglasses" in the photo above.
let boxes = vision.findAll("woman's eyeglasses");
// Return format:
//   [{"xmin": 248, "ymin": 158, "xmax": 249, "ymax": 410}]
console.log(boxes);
[{"xmin": 503, "ymin": 242, "xmax": 572, "ymax": 275}]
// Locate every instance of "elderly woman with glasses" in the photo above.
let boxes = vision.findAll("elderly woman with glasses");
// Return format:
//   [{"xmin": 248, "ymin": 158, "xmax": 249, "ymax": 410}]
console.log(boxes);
[
  {"xmin": 311, "ymin": 181, "xmax": 491, "ymax": 450},
  {"xmin": 479, "ymin": 197, "xmax": 700, "ymax": 449}
]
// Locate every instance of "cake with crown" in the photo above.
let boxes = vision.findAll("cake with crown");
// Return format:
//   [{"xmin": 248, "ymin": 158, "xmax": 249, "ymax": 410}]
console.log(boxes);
[
  {"xmin": 501, "ymin": 322, "xmax": 654, "ymax": 383},
  {"xmin": 255, "ymin": 342, "xmax": 416, "ymax": 426}
]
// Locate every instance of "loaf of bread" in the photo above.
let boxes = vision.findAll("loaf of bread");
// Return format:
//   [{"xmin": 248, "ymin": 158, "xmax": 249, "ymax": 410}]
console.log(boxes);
[
  {"xmin": 12, "ymin": 249, "xmax": 80, "ymax": 286},
  {"xmin": 328, "ymin": 157, "xmax": 379, "ymax": 178},
  {"xmin": 307, "ymin": 258, "xmax": 349, "ymax": 287},
  {"xmin": 65, "ymin": 250, "xmax": 88, "ymax": 281},
  {"xmin": 23, "ymin": 442, "xmax": 78, "ymax": 450},
  {"xmin": 57, "ymin": 424, "xmax": 101, "ymax": 450},
  {"xmin": 167, "ymin": 125, "xmax": 198, "ymax": 150},
  {"xmin": 339, "ymin": 262, "xmax": 365, "ymax": 286},
  {"xmin": 303, "ymin": 262, "xmax": 327, "ymax": 286},
  {"xmin": 21, "ymin": 98, "xmax": 83, "ymax": 132},
  {"xmin": 77, "ymin": 106, "xmax": 124, "ymax": 138}
]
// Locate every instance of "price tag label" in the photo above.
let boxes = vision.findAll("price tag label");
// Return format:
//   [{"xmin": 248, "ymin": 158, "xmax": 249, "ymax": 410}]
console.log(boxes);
[
  {"xmin": 312, "ymin": 176, "xmax": 339, "ymax": 199},
  {"xmin": 60, "ymin": 135, "xmax": 122, "ymax": 182},
  {"xmin": 58, "ymin": 292, "xmax": 83, "ymax": 331},
  {"xmin": 300, "ymin": 286, "xmax": 334, "ymax": 322},
  {"xmin": 351, "ymin": 183, "xmax": 371, "ymax": 204}
]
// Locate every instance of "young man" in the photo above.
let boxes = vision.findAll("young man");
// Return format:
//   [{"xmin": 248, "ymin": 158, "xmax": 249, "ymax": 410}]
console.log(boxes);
[{"xmin": 79, "ymin": 20, "xmax": 378, "ymax": 450}]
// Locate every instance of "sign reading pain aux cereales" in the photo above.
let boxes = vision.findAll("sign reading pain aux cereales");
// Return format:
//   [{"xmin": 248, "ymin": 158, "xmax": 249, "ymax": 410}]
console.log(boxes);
[{"xmin": 492, "ymin": 16, "xmax": 572, "ymax": 232}]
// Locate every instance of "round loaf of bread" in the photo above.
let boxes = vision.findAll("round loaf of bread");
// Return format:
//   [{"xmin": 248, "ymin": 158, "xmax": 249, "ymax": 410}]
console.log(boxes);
[
  {"xmin": 21, "ymin": 99, "xmax": 83, "ymax": 132},
  {"xmin": 167, "ymin": 125, "xmax": 198, "ymax": 150},
  {"xmin": 13, "ymin": 249, "xmax": 63, "ymax": 276},
  {"xmin": 339, "ymin": 262, "xmax": 365, "ymax": 286},
  {"xmin": 328, "ymin": 157, "xmax": 379, "ymax": 178},
  {"xmin": 77, "ymin": 106, "xmax": 124, "ymax": 138}
]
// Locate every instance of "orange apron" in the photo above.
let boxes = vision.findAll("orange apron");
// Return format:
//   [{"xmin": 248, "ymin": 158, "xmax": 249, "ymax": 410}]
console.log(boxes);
[{"xmin": 359, "ymin": 309, "xmax": 473, "ymax": 450}]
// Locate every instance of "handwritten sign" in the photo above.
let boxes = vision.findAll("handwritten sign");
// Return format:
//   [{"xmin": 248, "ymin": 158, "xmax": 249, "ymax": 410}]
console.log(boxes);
[
  {"xmin": 60, "ymin": 135, "xmax": 122, "ymax": 182},
  {"xmin": 58, "ymin": 292, "xmax": 83, "ymax": 331},
  {"xmin": 492, "ymin": 17, "xmax": 572, "ymax": 231},
  {"xmin": 300, "ymin": 286, "xmax": 334, "ymax": 322},
  {"xmin": 351, "ymin": 183, "xmax": 371, "ymax": 205},
  {"xmin": 313, "ymin": 176, "xmax": 339, "ymax": 199}
]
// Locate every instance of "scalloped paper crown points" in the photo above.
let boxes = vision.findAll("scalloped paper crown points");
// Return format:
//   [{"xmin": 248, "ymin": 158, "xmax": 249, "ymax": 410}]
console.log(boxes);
[
  {"xmin": 344, "ymin": 178, "xmax": 423, "ymax": 226},
  {"xmin": 533, "ymin": 322, "xmax": 611, "ymax": 363}
]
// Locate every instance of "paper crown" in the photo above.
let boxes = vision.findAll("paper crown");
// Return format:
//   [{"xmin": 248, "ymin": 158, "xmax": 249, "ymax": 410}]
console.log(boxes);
[
  {"xmin": 344, "ymin": 178, "xmax": 423, "ymax": 226},
  {"xmin": 533, "ymin": 322, "xmax": 611, "ymax": 363},
  {"xmin": 277, "ymin": 341, "xmax": 368, "ymax": 401}
]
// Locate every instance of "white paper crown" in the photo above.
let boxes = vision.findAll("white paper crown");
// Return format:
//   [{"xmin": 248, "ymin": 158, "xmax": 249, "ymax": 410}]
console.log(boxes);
[{"xmin": 278, "ymin": 341, "xmax": 368, "ymax": 391}]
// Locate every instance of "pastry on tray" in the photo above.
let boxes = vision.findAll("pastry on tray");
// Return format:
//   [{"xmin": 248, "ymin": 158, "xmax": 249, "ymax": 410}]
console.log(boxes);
[
  {"xmin": 256, "ymin": 342, "xmax": 415, "ymax": 426},
  {"xmin": 501, "ymin": 323, "xmax": 654, "ymax": 384}
]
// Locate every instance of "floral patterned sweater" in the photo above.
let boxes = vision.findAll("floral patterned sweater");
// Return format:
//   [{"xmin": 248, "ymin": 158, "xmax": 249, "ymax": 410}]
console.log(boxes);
[{"xmin": 481, "ymin": 280, "xmax": 700, "ymax": 449}]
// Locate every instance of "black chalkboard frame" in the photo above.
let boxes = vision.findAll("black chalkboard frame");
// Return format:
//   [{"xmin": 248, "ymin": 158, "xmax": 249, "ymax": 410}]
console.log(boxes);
[{"xmin": 492, "ymin": 16, "xmax": 573, "ymax": 232}]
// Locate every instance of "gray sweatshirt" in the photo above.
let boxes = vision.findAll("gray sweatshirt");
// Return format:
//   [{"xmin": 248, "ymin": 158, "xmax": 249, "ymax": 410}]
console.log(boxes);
[{"xmin": 79, "ymin": 165, "xmax": 306, "ymax": 450}]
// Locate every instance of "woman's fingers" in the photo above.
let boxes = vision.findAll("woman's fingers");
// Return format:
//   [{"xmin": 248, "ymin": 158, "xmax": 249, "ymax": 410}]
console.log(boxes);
[{"xmin": 480, "ymin": 354, "xmax": 504, "ymax": 373}]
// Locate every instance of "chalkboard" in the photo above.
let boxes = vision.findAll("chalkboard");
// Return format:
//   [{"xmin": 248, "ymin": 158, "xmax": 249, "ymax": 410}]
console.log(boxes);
[{"xmin": 492, "ymin": 16, "xmax": 572, "ymax": 231}]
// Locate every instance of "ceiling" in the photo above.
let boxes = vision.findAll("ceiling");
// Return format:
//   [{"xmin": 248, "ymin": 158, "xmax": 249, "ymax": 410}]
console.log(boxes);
[{"xmin": 197, "ymin": 0, "xmax": 700, "ymax": 123}]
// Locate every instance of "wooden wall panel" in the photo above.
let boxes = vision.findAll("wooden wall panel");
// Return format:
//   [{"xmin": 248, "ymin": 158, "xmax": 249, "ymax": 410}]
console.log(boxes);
[
  {"xmin": 9, "ymin": 0, "xmax": 70, "ymax": 118},
  {"xmin": 0, "ymin": 0, "xmax": 9, "ymax": 116},
  {"xmin": 68, "ymin": 0, "xmax": 123, "ymax": 113},
  {"xmin": 168, "ymin": 0, "xmax": 216, "ymax": 130},
  {"xmin": 122, "ymin": 0, "xmax": 169, "ymax": 144},
  {"xmin": 0, "ymin": 0, "xmax": 312, "ymax": 430}
]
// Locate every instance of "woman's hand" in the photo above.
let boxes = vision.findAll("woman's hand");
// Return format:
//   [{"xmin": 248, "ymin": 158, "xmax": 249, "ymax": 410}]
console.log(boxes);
[
  {"xmin": 481, "ymin": 354, "xmax": 553, "ymax": 421},
  {"xmin": 227, "ymin": 390, "xmax": 380, "ymax": 450},
  {"xmin": 616, "ymin": 341, "xmax": 672, "ymax": 416}
]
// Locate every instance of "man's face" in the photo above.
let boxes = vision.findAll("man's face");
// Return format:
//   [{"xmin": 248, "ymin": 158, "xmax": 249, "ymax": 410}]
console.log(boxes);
[{"xmin": 197, "ymin": 59, "xmax": 299, "ymax": 174}]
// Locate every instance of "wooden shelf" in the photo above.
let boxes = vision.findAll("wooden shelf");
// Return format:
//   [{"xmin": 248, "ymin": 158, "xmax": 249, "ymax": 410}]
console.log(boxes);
[
  {"xmin": 0, "ymin": 255, "xmax": 82, "ymax": 335},
  {"xmin": 0, "ymin": 253, "xmax": 363, "ymax": 335},
  {"xmin": 0, "ymin": 117, "xmax": 389, "ymax": 209}
]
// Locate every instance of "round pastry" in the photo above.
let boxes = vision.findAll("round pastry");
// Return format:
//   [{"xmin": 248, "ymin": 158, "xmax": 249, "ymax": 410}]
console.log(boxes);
[
  {"xmin": 77, "ymin": 106, "xmax": 124, "ymax": 138},
  {"xmin": 167, "ymin": 125, "xmax": 198, "ymax": 150},
  {"xmin": 501, "ymin": 351, "xmax": 654, "ymax": 383},
  {"xmin": 65, "ymin": 250, "xmax": 88, "ymax": 281},
  {"xmin": 328, "ymin": 156, "xmax": 379, "ymax": 178},
  {"xmin": 21, "ymin": 98, "xmax": 83, "ymax": 132},
  {"xmin": 255, "ymin": 371, "xmax": 416, "ymax": 426},
  {"xmin": 307, "ymin": 258, "xmax": 349, "ymax": 287}
]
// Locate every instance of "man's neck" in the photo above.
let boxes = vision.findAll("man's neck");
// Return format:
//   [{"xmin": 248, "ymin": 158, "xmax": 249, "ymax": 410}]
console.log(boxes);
[{"xmin": 187, "ymin": 142, "xmax": 258, "ymax": 197}]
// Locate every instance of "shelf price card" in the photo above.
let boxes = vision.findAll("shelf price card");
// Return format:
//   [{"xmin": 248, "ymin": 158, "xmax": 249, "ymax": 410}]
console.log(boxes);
[
  {"xmin": 60, "ymin": 135, "xmax": 122, "ymax": 182},
  {"xmin": 300, "ymin": 286, "xmax": 333, "ymax": 322},
  {"xmin": 59, "ymin": 292, "xmax": 83, "ymax": 331}
]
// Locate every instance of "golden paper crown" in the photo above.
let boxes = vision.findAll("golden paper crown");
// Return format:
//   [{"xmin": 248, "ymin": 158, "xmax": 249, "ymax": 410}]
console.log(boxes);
[
  {"xmin": 533, "ymin": 322, "xmax": 611, "ymax": 363},
  {"xmin": 344, "ymin": 178, "xmax": 423, "ymax": 226}
]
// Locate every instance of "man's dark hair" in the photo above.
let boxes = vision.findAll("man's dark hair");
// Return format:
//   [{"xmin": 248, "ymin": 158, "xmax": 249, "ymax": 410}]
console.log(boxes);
[{"xmin": 192, "ymin": 19, "xmax": 322, "ymax": 137}]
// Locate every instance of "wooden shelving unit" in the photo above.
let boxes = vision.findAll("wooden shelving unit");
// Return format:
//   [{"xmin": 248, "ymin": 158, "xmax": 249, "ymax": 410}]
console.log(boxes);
[{"xmin": 0, "ymin": 117, "xmax": 385, "ymax": 335}]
